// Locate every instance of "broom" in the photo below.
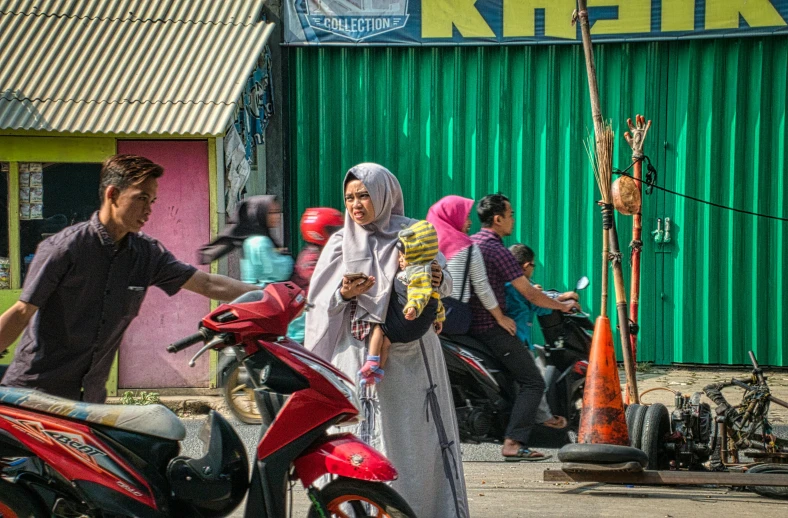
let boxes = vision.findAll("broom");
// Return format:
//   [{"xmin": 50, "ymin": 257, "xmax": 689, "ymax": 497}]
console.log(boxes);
[
  {"xmin": 577, "ymin": 0, "xmax": 639, "ymax": 402},
  {"xmin": 584, "ymin": 132, "xmax": 611, "ymax": 319}
]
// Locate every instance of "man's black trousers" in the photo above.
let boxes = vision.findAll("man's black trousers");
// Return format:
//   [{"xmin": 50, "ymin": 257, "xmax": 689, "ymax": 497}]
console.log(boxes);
[{"xmin": 471, "ymin": 325, "xmax": 545, "ymax": 446}]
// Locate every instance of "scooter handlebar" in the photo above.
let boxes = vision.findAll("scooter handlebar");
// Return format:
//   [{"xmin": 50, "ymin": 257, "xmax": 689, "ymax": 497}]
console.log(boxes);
[{"xmin": 167, "ymin": 329, "xmax": 209, "ymax": 353}]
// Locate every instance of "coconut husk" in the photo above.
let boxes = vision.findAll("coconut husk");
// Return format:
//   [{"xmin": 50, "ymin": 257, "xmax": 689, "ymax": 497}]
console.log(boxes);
[{"xmin": 611, "ymin": 176, "xmax": 642, "ymax": 215}]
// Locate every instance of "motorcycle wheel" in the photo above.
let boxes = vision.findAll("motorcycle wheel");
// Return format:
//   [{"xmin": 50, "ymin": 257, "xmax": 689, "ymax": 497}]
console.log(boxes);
[
  {"xmin": 640, "ymin": 403, "xmax": 671, "ymax": 470},
  {"xmin": 223, "ymin": 361, "xmax": 262, "ymax": 425},
  {"xmin": 0, "ymin": 480, "xmax": 48, "ymax": 518},
  {"xmin": 309, "ymin": 478, "xmax": 416, "ymax": 518},
  {"xmin": 567, "ymin": 394, "xmax": 583, "ymax": 443},
  {"xmin": 747, "ymin": 463, "xmax": 788, "ymax": 499}
]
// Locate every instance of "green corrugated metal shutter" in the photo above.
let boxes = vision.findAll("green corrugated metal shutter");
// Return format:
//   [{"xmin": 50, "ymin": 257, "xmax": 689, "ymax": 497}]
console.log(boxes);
[
  {"xmin": 660, "ymin": 38, "xmax": 788, "ymax": 366},
  {"xmin": 287, "ymin": 37, "xmax": 787, "ymax": 366}
]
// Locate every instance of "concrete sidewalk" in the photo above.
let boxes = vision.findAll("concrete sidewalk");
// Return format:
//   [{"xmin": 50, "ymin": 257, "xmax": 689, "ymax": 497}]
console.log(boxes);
[
  {"xmin": 228, "ymin": 460, "xmax": 785, "ymax": 517},
  {"xmin": 221, "ymin": 459, "xmax": 785, "ymax": 517},
  {"xmin": 137, "ymin": 365, "xmax": 788, "ymax": 516},
  {"xmin": 459, "ymin": 461, "xmax": 783, "ymax": 518}
]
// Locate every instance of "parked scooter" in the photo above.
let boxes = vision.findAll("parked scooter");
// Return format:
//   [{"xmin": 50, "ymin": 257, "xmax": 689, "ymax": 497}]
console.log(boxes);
[
  {"xmin": 0, "ymin": 282, "xmax": 415, "ymax": 517},
  {"xmin": 440, "ymin": 276, "xmax": 593, "ymax": 447},
  {"xmin": 219, "ymin": 353, "xmax": 265, "ymax": 424},
  {"xmin": 534, "ymin": 276, "xmax": 593, "ymax": 438}
]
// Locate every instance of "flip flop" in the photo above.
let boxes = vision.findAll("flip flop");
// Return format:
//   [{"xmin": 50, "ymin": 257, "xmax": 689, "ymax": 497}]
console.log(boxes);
[
  {"xmin": 503, "ymin": 448, "xmax": 552, "ymax": 462},
  {"xmin": 541, "ymin": 416, "xmax": 568, "ymax": 429}
]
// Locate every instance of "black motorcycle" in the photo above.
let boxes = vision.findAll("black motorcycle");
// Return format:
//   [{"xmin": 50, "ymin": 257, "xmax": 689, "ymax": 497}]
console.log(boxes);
[{"xmin": 440, "ymin": 277, "xmax": 593, "ymax": 447}]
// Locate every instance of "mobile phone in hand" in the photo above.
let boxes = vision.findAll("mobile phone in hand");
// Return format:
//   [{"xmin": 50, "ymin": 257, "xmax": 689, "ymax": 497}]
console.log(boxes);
[{"xmin": 344, "ymin": 272, "xmax": 369, "ymax": 282}]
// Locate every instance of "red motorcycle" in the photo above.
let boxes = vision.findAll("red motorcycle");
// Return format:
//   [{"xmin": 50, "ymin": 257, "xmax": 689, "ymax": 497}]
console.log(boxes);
[{"xmin": 0, "ymin": 282, "xmax": 415, "ymax": 517}]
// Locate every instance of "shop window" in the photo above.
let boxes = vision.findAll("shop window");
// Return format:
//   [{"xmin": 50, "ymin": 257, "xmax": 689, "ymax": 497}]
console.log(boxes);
[
  {"xmin": 19, "ymin": 163, "xmax": 101, "ymax": 283},
  {"xmin": 0, "ymin": 163, "xmax": 8, "ymax": 289}
]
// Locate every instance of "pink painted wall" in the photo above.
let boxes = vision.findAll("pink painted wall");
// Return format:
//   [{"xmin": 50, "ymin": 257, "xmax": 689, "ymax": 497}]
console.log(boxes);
[{"xmin": 116, "ymin": 140, "xmax": 211, "ymax": 388}]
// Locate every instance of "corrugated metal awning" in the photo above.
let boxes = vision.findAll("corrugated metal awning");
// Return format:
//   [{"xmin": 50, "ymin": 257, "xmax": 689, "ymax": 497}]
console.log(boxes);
[{"xmin": 0, "ymin": 0, "xmax": 275, "ymax": 136}]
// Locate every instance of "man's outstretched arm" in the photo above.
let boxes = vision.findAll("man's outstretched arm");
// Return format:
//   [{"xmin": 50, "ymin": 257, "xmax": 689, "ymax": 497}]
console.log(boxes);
[{"xmin": 181, "ymin": 270, "xmax": 257, "ymax": 302}]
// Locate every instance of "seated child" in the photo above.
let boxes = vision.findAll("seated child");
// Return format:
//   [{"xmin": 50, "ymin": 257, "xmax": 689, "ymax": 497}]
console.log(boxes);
[
  {"xmin": 359, "ymin": 220, "xmax": 446, "ymax": 385},
  {"xmin": 505, "ymin": 244, "xmax": 552, "ymax": 347},
  {"xmin": 505, "ymin": 243, "xmax": 569, "ymax": 430}
]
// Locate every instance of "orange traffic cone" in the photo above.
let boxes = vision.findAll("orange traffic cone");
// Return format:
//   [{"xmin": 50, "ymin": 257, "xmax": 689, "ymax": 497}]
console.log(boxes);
[{"xmin": 577, "ymin": 316, "xmax": 630, "ymax": 446}]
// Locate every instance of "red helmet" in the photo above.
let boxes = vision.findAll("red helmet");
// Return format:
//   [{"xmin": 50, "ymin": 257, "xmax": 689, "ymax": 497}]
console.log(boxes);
[{"xmin": 300, "ymin": 207, "xmax": 343, "ymax": 246}]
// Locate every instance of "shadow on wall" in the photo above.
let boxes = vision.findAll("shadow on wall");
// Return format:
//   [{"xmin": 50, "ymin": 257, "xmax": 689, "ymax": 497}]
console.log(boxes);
[{"xmin": 0, "ymin": 90, "xmax": 53, "ymax": 131}]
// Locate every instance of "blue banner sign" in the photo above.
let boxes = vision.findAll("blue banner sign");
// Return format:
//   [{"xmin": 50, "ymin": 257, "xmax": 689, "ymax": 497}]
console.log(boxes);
[{"xmin": 284, "ymin": 0, "xmax": 788, "ymax": 46}]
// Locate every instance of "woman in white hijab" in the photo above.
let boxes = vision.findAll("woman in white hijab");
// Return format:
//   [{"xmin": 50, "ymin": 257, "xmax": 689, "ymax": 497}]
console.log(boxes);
[{"xmin": 305, "ymin": 163, "xmax": 469, "ymax": 518}]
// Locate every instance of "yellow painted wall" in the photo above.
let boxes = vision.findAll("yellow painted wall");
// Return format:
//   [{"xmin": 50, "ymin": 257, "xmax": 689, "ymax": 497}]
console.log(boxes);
[{"xmin": 0, "ymin": 136, "xmax": 115, "ymax": 163}]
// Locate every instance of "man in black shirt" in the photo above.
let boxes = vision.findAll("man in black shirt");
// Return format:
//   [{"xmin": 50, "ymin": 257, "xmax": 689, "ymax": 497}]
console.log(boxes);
[{"xmin": 0, "ymin": 154, "xmax": 256, "ymax": 402}]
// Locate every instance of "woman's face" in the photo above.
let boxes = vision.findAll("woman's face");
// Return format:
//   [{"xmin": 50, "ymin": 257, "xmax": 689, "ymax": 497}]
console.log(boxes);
[
  {"xmin": 462, "ymin": 215, "xmax": 472, "ymax": 234},
  {"xmin": 266, "ymin": 201, "xmax": 282, "ymax": 229},
  {"xmin": 344, "ymin": 179, "xmax": 375, "ymax": 225}
]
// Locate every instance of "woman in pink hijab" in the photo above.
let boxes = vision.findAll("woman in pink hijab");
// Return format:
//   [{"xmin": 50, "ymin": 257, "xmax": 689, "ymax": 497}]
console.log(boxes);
[{"xmin": 426, "ymin": 196, "xmax": 516, "ymax": 334}]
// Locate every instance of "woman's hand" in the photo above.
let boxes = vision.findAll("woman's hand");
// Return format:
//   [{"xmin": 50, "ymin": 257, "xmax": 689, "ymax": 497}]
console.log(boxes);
[
  {"xmin": 496, "ymin": 315, "xmax": 517, "ymax": 336},
  {"xmin": 340, "ymin": 274, "xmax": 376, "ymax": 300},
  {"xmin": 430, "ymin": 261, "xmax": 442, "ymax": 287}
]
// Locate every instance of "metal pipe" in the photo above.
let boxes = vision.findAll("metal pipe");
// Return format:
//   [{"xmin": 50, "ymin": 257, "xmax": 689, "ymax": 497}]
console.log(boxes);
[
  {"xmin": 719, "ymin": 421, "xmax": 730, "ymax": 465},
  {"xmin": 768, "ymin": 394, "xmax": 788, "ymax": 409}
]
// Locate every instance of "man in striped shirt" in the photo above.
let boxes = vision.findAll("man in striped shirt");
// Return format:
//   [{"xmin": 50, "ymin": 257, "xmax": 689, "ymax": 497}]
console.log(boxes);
[{"xmin": 470, "ymin": 194, "xmax": 579, "ymax": 461}]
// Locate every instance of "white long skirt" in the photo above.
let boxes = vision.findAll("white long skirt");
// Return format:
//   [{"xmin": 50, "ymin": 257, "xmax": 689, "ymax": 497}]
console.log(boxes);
[{"xmin": 331, "ymin": 317, "xmax": 469, "ymax": 518}]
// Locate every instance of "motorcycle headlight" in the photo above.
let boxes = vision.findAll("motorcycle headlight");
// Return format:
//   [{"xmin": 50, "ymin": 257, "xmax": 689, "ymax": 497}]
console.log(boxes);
[{"xmin": 296, "ymin": 355, "xmax": 363, "ymax": 424}]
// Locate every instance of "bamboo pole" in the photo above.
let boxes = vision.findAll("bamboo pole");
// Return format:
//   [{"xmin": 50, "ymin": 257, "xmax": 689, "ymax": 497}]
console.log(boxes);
[
  {"xmin": 624, "ymin": 116, "xmax": 651, "ymax": 403},
  {"xmin": 608, "ymin": 219, "xmax": 639, "ymax": 403},
  {"xmin": 576, "ymin": 0, "xmax": 639, "ymax": 402},
  {"xmin": 601, "ymin": 219, "xmax": 609, "ymax": 319}
]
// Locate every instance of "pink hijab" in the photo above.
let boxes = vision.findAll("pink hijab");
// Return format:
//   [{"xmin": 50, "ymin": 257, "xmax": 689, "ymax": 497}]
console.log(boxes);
[{"xmin": 426, "ymin": 195, "xmax": 475, "ymax": 261}]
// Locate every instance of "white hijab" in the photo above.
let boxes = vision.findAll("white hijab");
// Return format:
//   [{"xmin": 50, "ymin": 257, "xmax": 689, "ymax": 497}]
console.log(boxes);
[{"xmin": 304, "ymin": 163, "xmax": 415, "ymax": 359}]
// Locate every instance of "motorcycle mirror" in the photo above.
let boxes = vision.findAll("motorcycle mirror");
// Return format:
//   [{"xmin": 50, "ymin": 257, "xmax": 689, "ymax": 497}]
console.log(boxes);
[{"xmin": 575, "ymin": 276, "xmax": 590, "ymax": 291}]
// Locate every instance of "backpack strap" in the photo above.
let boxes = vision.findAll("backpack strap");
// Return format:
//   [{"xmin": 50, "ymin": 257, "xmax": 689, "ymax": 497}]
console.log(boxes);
[{"xmin": 458, "ymin": 246, "xmax": 473, "ymax": 301}]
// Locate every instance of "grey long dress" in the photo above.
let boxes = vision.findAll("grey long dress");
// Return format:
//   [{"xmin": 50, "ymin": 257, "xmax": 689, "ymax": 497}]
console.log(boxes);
[
  {"xmin": 327, "ymin": 282, "xmax": 469, "ymax": 518},
  {"xmin": 305, "ymin": 163, "xmax": 469, "ymax": 517}
]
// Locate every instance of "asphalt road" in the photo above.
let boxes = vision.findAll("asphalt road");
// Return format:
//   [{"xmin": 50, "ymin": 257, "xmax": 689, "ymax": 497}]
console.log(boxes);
[
  {"xmin": 180, "ymin": 417, "xmax": 554, "ymax": 464},
  {"xmin": 180, "ymin": 419, "xmax": 787, "ymax": 465}
]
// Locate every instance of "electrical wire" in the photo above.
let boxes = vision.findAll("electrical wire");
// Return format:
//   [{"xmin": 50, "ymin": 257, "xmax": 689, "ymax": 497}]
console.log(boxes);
[
  {"xmin": 639, "ymin": 386, "xmax": 681, "ymax": 404},
  {"xmin": 614, "ymin": 158, "xmax": 788, "ymax": 222}
]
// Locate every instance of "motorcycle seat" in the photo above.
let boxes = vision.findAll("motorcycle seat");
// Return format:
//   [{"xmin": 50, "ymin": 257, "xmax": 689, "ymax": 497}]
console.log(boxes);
[
  {"xmin": 442, "ymin": 334, "xmax": 499, "ymax": 364},
  {"xmin": 0, "ymin": 387, "xmax": 186, "ymax": 441}
]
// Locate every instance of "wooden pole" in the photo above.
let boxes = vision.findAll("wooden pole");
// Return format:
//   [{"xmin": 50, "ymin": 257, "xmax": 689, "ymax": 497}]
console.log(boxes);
[
  {"xmin": 576, "ymin": 0, "xmax": 638, "ymax": 402},
  {"xmin": 576, "ymin": 1, "xmax": 608, "ymax": 318},
  {"xmin": 624, "ymin": 116, "xmax": 651, "ymax": 403},
  {"xmin": 609, "ymin": 220, "xmax": 639, "ymax": 403},
  {"xmin": 600, "ymin": 221, "xmax": 609, "ymax": 318},
  {"xmin": 576, "ymin": 1, "xmax": 604, "ymax": 139}
]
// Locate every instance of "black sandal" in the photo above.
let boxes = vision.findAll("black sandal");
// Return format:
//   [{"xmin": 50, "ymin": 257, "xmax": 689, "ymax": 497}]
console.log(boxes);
[{"xmin": 503, "ymin": 448, "xmax": 552, "ymax": 462}]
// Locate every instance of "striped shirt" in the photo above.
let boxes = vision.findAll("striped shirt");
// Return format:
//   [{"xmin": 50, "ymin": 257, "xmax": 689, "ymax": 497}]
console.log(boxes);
[
  {"xmin": 469, "ymin": 229, "xmax": 524, "ymax": 332},
  {"xmin": 445, "ymin": 245, "xmax": 498, "ymax": 310}
]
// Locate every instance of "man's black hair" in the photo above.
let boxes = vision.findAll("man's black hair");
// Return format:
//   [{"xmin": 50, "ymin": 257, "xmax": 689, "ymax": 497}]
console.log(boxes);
[
  {"xmin": 99, "ymin": 154, "xmax": 163, "ymax": 202},
  {"xmin": 509, "ymin": 244, "xmax": 535, "ymax": 266},
  {"xmin": 477, "ymin": 193, "xmax": 510, "ymax": 227}
]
